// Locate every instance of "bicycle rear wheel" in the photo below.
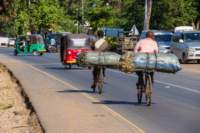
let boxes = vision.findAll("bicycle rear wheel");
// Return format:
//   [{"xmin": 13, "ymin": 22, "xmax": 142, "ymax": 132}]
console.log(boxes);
[
  {"xmin": 97, "ymin": 68, "xmax": 103, "ymax": 94},
  {"xmin": 145, "ymin": 75, "xmax": 152, "ymax": 106},
  {"xmin": 137, "ymin": 84, "xmax": 143, "ymax": 104}
]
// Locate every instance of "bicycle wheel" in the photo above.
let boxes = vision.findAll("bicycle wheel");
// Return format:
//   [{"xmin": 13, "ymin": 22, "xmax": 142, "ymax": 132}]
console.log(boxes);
[
  {"xmin": 91, "ymin": 83, "xmax": 96, "ymax": 93},
  {"xmin": 137, "ymin": 84, "xmax": 143, "ymax": 104},
  {"xmin": 145, "ymin": 75, "xmax": 152, "ymax": 106},
  {"xmin": 97, "ymin": 68, "xmax": 103, "ymax": 94}
]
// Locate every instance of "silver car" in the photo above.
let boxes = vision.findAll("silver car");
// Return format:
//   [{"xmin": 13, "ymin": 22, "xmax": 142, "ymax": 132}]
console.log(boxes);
[
  {"xmin": 170, "ymin": 31, "xmax": 200, "ymax": 63},
  {"xmin": 140, "ymin": 30, "xmax": 173, "ymax": 53}
]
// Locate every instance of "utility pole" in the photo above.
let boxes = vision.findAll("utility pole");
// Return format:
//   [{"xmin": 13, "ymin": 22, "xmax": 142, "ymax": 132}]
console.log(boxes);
[
  {"xmin": 81, "ymin": 0, "xmax": 84, "ymax": 32},
  {"xmin": 144, "ymin": 0, "xmax": 148, "ymax": 30},
  {"xmin": 144, "ymin": 0, "xmax": 152, "ymax": 30}
]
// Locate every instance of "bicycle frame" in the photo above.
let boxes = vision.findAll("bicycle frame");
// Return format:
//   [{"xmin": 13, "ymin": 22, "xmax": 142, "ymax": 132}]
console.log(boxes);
[
  {"xmin": 137, "ymin": 69, "xmax": 153, "ymax": 106},
  {"xmin": 92, "ymin": 66, "xmax": 104, "ymax": 94}
]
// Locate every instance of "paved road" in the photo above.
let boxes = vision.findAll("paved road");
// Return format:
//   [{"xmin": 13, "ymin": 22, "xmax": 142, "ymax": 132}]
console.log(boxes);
[{"xmin": 0, "ymin": 47, "xmax": 200, "ymax": 133}]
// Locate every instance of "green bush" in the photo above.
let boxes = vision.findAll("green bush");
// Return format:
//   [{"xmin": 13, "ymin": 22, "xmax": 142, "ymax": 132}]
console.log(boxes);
[{"xmin": 106, "ymin": 37, "xmax": 118, "ymax": 51}]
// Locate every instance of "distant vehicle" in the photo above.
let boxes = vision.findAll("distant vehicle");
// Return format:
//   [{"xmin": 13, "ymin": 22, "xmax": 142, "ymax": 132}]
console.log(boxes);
[
  {"xmin": 140, "ymin": 30, "xmax": 173, "ymax": 53},
  {"xmin": 102, "ymin": 27, "xmax": 124, "ymax": 37},
  {"xmin": 0, "ymin": 37, "xmax": 9, "ymax": 47},
  {"xmin": 45, "ymin": 32, "xmax": 71, "ymax": 52},
  {"xmin": 170, "ymin": 31, "xmax": 200, "ymax": 63},
  {"xmin": 14, "ymin": 34, "xmax": 46, "ymax": 56},
  {"xmin": 60, "ymin": 34, "xmax": 91, "ymax": 69},
  {"xmin": 8, "ymin": 38, "xmax": 15, "ymax": 47},
  {"xmin": 174, "ymin": 26, "xmax": 194, "ymax": 32},
  {"xmin": 117, "ymin": 31, "xmax": 139, "ymax": 54}
]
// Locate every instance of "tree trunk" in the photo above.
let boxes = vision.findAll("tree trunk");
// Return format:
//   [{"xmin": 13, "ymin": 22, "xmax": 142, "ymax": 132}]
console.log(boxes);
[
  {"xmin": 196, "ymin": 20, "xmax": 200, "ymax": 30},
  {"xmin": 192, "ymin": 19, "xmax": 200, "ymax": 30},
  {"xmin": 117, "ymin": 0, "xmax": 122, "ymax": 9},
  {"xmin": 147, "ymin": 0, "xmax": 152, "ymax": 30}
]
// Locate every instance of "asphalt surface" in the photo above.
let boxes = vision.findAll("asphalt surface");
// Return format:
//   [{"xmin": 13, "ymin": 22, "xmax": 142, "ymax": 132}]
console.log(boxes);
[{"xmin": 0, "ymin": 47, "xmax": 200, "ymax": 133}]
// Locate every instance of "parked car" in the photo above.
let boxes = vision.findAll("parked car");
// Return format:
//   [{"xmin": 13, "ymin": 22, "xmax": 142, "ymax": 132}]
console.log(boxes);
[
  {"xmin": 0, "ymin": 37, "xmax": 9, "ymax": 47},
  {"xmin": 170, "ymin": 31, "xmax": 200, "ymax": 63},
  {"xmin": 174, "ymin": 26, "xmax": 193, "ymax": 32},
  {"xmin": 140, "ymin": 30, "xmax": 173, "ymax": 53},
  {"xmin": 8, "ymin": 38, "xmax": 15, "ymax": 47}
]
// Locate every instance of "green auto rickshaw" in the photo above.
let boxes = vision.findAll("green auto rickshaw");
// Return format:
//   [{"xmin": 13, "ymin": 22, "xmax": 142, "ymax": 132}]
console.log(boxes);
[{"xmin": 14, "ymin": 34, "xmax": 46, "ymax": 56}]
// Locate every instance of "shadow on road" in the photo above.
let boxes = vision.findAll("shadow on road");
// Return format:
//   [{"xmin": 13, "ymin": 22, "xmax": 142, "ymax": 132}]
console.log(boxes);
[
  {"xmin": 57, "ymin": 89, "xmax": 94, "ymax": 94},
  {"xmin": 45, "ymin": 66, "xmax": 89, "ymax": 71},
  {"xmin": 182, "ymin": 60, "xmax": 199, "ymax": 64},
  {"xmin": 93, "ymin": 100, "xmax": 155, "ymax": 106},
  {"xmin": 45, "ymin": 66, "xmax": 66, "ymax": 70}
]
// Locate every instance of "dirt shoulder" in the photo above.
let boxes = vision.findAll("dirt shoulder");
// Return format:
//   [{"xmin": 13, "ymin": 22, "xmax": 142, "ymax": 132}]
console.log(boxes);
[{"xmin": 0, "ymin": 64, "xmax": 43, "ymax": 133}]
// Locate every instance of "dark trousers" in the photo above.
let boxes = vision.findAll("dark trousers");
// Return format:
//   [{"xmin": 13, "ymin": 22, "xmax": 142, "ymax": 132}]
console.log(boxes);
[
  {"xmin": 92, "ymin": 66, "xmax": 106, "ymax": 86},
  {"xmin": 136, "ymin": 71, "xmax": 154, "ymax": 87},
  {"xmin": 93, "ymin": 66, "xmax": 101, "ymax": 82}
]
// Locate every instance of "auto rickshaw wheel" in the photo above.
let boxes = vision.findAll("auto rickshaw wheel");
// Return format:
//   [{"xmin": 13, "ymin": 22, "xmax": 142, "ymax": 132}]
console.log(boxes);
[
  {"xmin": 64, "ymin": 64, "xmax": 72, "ymax": 69},
  {"xmin": 39, "ymin": 53, "xmax": 43, "ymax": 56},
  {"xmin": 68, "ymin": 64, "xmax": 72, "ymax": 69},
  {"xmin": 14, "ymin": 49, "xmax": 18, "ymax": 56},
  {"xmin": 32, "ymin": 51, "xmax": 39, "ymax": 56}
]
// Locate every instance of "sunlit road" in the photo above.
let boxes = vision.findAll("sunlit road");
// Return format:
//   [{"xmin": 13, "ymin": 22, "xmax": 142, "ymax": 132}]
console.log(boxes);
[{"xmin": 0, "ymin": 47, "xmax": 200, "ymax": 133}]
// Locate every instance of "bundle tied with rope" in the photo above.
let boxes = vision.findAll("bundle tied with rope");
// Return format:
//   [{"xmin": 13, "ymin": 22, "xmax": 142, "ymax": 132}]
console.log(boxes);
[
  {"xmin": 77, "ymin": 51, "xmax": 121, "ymax": 67},
  {"xmin": 119, "ymin": 52, "xmax": 135, "ymax": 73},
  {"xmin": 119, "ymin": 51, "xmax": 182, "ymax": 74}
]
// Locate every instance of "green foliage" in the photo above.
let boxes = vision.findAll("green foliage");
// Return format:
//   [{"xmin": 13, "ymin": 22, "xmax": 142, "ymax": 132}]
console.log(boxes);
[
  {"xmin": 1, "ymin": 0, "xmax": 200, "ymax": 36},
  {"xmin": 85, "ymin": 0, "xmax": 122, "ymax": 30},
  {"xmin": 151, "ymin": 0, "xmax": 198, "ymax": 30},
  {"xmin": 106, "ymin": 37, "xmax": 118, "ymax": 51},
  {"xmin": 1, "ymin": 0, "xmax": 77, "ymax": 36},
  {"xmin": 120, "ymin": 0, "xmax": 144, "ymax": 31}
]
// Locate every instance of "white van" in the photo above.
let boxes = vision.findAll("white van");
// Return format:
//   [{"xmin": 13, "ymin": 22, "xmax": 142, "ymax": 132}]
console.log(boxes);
[
  {"xmin": 8, "ymin": 38, "xmax": 15, "ymax": 47},
  {"xmin": 174, "ymin": 26, "xmax": 194, "ymax": 32},
  {"xmin": 0, "ymin": 37, "xmax": 9, "ymax": 47}
]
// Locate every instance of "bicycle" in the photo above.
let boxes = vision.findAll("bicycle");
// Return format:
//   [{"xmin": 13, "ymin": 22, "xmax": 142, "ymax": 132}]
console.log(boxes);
[
  {"xmin": 137, "ymin": 70, "xmax": 153, "ymax": 106},
  {"xmin": 92, "ymin": 66, "xmax": 104, "ymax": 94}
]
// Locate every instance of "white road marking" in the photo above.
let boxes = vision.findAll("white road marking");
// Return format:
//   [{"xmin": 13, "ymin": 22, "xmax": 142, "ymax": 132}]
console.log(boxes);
[
  {"xmin": 164, "ymin": 86, "xmax": 171, "ymax": 89},
  {"xmin": 0, "ymin": 54, "xmax": 145, "ymax": 133},
  {"xmin": 25, "ymin": 63, "xmax": 145, "ymax": 133},
  {"xmin": 155, "ymin": 80, "xmax": 200, "ymax": 94},
  {"xmin": 109, "ymin": 69, "xmax": 200, "ymax": 95}
]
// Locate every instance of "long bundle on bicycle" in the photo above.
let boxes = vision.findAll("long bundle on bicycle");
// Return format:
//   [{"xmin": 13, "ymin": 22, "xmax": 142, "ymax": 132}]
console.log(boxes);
[
  {"xmin": 120, "ymin": 52, "xmax": 181, "ymax": 73},
  {"xmin": 77, "ymin": 51, "xmax": 121, "ymax": 66}
]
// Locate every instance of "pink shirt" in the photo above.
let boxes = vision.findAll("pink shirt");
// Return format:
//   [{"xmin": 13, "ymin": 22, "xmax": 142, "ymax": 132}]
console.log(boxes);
[{"xmin": 134, "ymin": 38, "xmax": 159, "ymax": 54}]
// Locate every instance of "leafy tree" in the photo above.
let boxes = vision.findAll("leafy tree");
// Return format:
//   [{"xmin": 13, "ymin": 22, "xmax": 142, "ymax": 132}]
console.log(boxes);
[
  {"xmin": 1, "ymin": 0, "xmax": 200, "ymax": 36},
  {"xmin": 192, "ymin": 0, "xmax": 200, "ymax": 29},
  {"xmin": 84, "ymin": 0, "xmax": 123, "ymax": 30},
  {"xmin": 151, "ymin": 0, "xmax": 198, "ymax": 30},
  {"xmin": 120, "ymin": 0, "xmax": 144, "ymax": 31}
]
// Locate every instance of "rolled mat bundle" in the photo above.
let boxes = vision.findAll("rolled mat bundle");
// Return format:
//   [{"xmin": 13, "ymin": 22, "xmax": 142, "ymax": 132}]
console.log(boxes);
[
  {"xmin": 95, "ymin": 39, "xmax": 109, "ymax": 51},
  {"xmin": 77, "ymin": 51, "xmax": 121, "ymax": 66},
  {"xmin": 119, "ymin": 52, "xmax": 182, "ymax": 73}
]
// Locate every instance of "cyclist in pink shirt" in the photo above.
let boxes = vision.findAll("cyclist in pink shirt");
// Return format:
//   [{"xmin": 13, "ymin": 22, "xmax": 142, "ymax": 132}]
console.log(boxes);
[
  {"xmin": 134, "ymin": 31, "xmax": 158, "ymax": 53},
  {"xmin": 134, "ymin": 31, "xmax": 159, "ymax": 88}
]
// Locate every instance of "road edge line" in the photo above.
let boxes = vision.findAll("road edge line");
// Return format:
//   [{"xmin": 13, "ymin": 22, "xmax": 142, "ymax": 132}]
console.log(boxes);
[
  {"xmin": 26, "ymin": 63, "xmax": 145, "ymax": 133},
  {"xmin": 109, "ymin": 69, "xmax": 200, "ymax": 94}
]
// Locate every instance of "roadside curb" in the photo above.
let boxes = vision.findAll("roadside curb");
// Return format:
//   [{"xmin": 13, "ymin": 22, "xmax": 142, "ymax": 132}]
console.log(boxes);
[
  {"xmin": 0, "ymin": 63, "xmax": 45, "ymax": 133},
  {"xmin": 0, "ymin": 54, "xmax": 144, "ymax": 133}
]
